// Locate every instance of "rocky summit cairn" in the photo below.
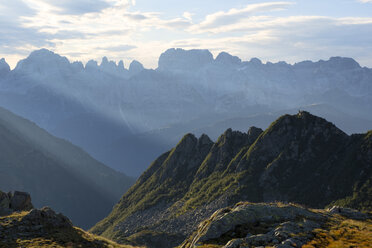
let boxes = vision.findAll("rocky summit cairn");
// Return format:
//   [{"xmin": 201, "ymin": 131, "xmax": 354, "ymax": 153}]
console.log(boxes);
[{"xmin": 0, "ymin": 190, "xmax": 33, "ymax": 216}]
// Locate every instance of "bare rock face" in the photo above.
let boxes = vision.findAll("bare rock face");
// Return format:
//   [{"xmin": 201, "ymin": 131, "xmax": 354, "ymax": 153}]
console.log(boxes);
[
  {"xmin": 181, "ymin": 202, "xmax": 325, "ymax": 248},
  {"xmin": 23, "ymin": 207, "xmax": 72, "ymax": 228},
  {"xmin": 0, "ymin": 58, "xmax": 10, "ymax": 75},
  {"xmin": 0, "ymin": 191, "xmax": 12, "ymax": 216},
  {"xmin": 0, "ymin": 190, "xmax": 33, "ymax": 216},
  {"xmin": 9, "ymin": 191, "xmax": 33, "ymax": 211}
]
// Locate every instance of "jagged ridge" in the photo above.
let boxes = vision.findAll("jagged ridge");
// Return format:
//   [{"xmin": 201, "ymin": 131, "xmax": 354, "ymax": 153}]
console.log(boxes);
[{"xmin": 91, "ymin": 112, "xmax": 372, "ymax": 248}]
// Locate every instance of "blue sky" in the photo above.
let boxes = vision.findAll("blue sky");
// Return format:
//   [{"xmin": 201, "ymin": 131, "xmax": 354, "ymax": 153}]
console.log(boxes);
[{"xmin": 1, "ymin": 0, "xmax": 372, "ymax": 68}]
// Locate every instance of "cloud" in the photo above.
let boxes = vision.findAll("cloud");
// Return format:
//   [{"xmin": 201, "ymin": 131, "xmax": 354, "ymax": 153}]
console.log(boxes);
[
  {"xmin": 0, "ymin": 0, "xmax": 51, "ymax": 56},
  {"xmin": 191, "ymin": 2, "xmax": 294, "ymax": 33},
  {"xmin": 96, "ymin": 44, "xmax": 137, "ymax": 52},
  {"xmin": 358, "ymin": 0, "xmax": 372, "ymax": 3},
  {"xmin": 49, "ymin": 0, "xmax": 110, "ymax": 15},
  {"xmin": 1, "ymin": 0, "xmax": 372, "ymax": 68},
  {"xmin": 123, "ymin": 12, "xmax": 148, "ymax": 21},
  {"xmin": 183, "ymin": 12, "xmax": 193, "ymax": 21},
  {"xmin": 23, "ymin": 0, "xmax": 134, "ymax": 15},
  {"xmin": 161, "ymin": 18, "xmax": 192, "ymax": 29}
]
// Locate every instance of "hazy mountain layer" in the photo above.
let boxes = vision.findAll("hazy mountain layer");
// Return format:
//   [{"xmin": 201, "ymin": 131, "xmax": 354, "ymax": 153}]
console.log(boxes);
[
  {"xmin": 0, "ymin": 106, "xmax": 134, "ymax": 229},
  {"xmin": 0, "ymin": 48, "xmax": 371, "ymax": 176},
  {"xmin": 91, "ymin": 112, "xmax": 372, "ymax": 247}
]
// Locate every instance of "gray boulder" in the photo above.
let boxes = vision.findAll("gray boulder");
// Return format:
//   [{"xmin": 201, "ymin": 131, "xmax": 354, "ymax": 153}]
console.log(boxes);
[
  {"xmin": 0, "ymin": 190, "xmax": 33, "ymax": 216},
  {"xmin": 23, "ymin": 207, "xmax": 72, "ymax": 228},
  {"xmin": 327, "ymin": 206, "xmax": 370, "ymax": 220},
  {"xmin": 9, "ymin": 191, "xmax": 33, "ymax": 211}
]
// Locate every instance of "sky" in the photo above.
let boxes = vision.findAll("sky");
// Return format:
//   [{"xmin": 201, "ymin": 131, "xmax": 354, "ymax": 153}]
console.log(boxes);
[{"xmin": 1, "ymin": 0, "xmax": 372, "ymax": 68}]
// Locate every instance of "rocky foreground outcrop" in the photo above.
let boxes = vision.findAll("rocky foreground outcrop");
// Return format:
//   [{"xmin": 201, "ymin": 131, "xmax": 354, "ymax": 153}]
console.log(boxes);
[
  {"xmin": 181, "ymin": 202, "xmax": 372, "ymax": 248},
  {"xmin": 0, "ymin": 206, "xmax": 138, "ymax": 247},
  {"xmin": 0, "ymin": 190, "xmax": 136, "ymax": 247},
  {"xmin": 0, "ymin": 190, "xmax": 33, "ymax": 216}
]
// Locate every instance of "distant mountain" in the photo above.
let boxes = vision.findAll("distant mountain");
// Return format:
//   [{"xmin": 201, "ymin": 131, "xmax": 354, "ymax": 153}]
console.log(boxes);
[
  {"xmin": 0, "ymin": 106, "xmax": 134, "ymax": 229},
  {"xmin": 0, "ymin": 58, "xmax": 10, "ymax": 76},
  {"xmin": 91, "ymin": 112, "xmax": 372, "ymax": 247},
  {"xmin": 0, "ymin": 48, "xmax": 371, "ymax": 176}
]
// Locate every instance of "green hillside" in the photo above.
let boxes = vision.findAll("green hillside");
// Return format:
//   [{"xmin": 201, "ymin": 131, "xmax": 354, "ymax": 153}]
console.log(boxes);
[{"xmin": 91, "ymin": 111, "xmax": 372, "ymax": 247}]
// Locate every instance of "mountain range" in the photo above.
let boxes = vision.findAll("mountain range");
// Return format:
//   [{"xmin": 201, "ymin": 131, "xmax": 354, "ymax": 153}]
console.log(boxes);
[
  {"xmin": 0, "ymin": 48, "xmax": 371, "ymax": 176},
  {"xmin": 90, "ymin": 111, "xmax": 372, "ymax": 248},
  {"xmin": 0, "ymin": 105, "xmax": 134, "ymax": 229}
]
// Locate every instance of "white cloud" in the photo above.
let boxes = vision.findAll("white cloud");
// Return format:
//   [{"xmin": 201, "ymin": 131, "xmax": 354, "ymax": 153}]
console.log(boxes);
[
  {"xmin": 358, "ymin": 0, "xmax": 372, "ymax": 3},
  {"xmin": 191, "ymin": 2, "xmax": 294, "ymax": 33},
  {"xmin": 183, "ymin": 12, "xmax": 193, "ymax": 21}
]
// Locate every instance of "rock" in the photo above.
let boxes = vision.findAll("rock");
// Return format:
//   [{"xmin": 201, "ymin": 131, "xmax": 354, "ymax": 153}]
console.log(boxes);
[
  {"xmin": 0, "ymin": 191, "xmax": 10, "ymax": 209},
  {"xmin": 129, "ymin": 60, "xmax": 144, "ymax": 75},
  {"xmin": 246, "ymin": 233, "xmax": 273, "ymax": 246},
  {"xmin": 9, "ymin": 191, "xmax": 33, "ymax": 211},
  {"xmin": 327, "ymin": 206, "xmax": 370, "ymax": 220},
  {"xmin": 215, "ymin": 52, "xmax": 242, "ymax": 65},
  {"xmin": 223, "ymin": 238, "xmax": 243, "ymax": 248},
  {"xmin": 181, "ymin": 203, "xmax": 328, "ymax": 248},
  {"xmin": 1, "ymin": 190, "xmax": 33, "ymax": 216},
  {"xmin": 0, "ymin": 58, "xmax": 10, "ymax": 75},
  {"xmin": 23, "ymin": 207, "xmax": 72, "ymax": 228},
  {"xmin": 158, "ymin": 48, "xmax": 214, "ymax": 72},
  {"xmin": 280, "ymin": 238, "xmax": 301, "ymax": 247}
]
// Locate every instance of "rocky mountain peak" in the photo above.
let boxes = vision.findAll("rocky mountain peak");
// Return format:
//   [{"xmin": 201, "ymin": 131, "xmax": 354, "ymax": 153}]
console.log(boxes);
[
  {"xmin": 101, "ymin": 56, "xmax": 109, "ymax": 65},
  {"xmin": 0, "ymin": 58, "xmax": 10, "ymax": 75},
  {"xmin": 176, "ymin": 133, "xmax": 198, "ymax": 151},
  {"xmin": 71, "ymin": 61, "xmax": 84, "ymax": 72},
  {"xmin": 247, "ymin": 126, "xmax": 263, "ymax": 139},
  {"xmin": 215, "ymin": 52, "xmax": 242, "ymax": 65},
  {"xmin": 129, "ymin": 60, "xmax": 144, "ymax": 75},
  {"xmin": 249, "ymin": 57, "xmax": 263, "ymax": 65},
  {"xmin": 267, "ymin": 111, "xmax": 346, "ymax": 139},
  {"xmin": 217, "ymin": 128, "xmax": 261, "ymax": 148},
  {"xmin": 198, "ymin": 133, "xmax": 213, "ymax": 146},
  {"xmin": 118, "ymin": 60, "xmax": 125, "ymax": 70},
  {"xmin": 327, "ymin": 56, "xmax": 361, "ymax": 70},
  {"xmin": 85, "ymin": 59, "xmax": 99, "ymax": 70},
  {"xmin": 158, "ymin": 48, "xmax": 214, "ymax": 72},
  {"xmin": 195, "ymin": 128, "xmax": 261, "ymax": 179},
  {"xmin": 14, "ymin": 48, "xmax": 72, "ymax": 75},
  {"xmin": 100, "ymin": 56, "xmax": 120, "ymax": 74}
]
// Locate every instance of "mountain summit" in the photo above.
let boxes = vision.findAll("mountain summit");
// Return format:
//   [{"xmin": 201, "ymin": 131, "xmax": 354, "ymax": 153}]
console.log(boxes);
[{"xmin": 158, "ymin": 48, "xmax": 214, "ymax": 72}]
